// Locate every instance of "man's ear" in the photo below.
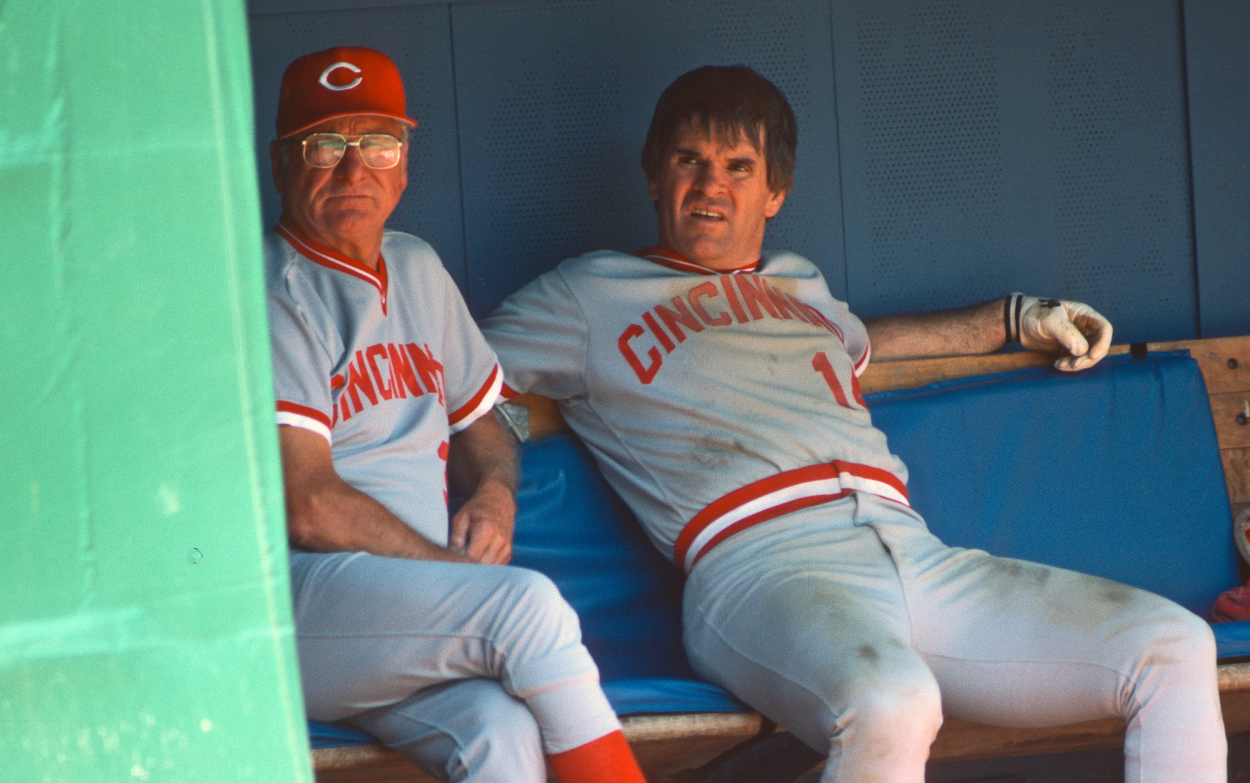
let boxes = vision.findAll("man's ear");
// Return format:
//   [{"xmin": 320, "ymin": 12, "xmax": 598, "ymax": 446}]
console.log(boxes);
[
  {"xmin": 647, "ymin": 177, "xmax": 658, "ymax": 202},
  {"xmin": 764, "ymin": 188, "xmax": 787, "ymax": 219}
]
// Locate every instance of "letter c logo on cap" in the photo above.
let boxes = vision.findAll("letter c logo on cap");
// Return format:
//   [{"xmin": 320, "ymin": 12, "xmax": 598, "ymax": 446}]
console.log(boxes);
[{"xmin": 319, "ymin": 62, "xmax": 363, "ymax": 91}]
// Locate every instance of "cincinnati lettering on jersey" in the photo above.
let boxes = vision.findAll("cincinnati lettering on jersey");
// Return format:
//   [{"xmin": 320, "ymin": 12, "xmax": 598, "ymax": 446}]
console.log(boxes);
[
  {"xmin": 618, "ymin": 274, "xmax": 846, "ymax": 384},
  {"xmin": 331, "ymin": 342, "xmax": 445, "ymax": 425}
]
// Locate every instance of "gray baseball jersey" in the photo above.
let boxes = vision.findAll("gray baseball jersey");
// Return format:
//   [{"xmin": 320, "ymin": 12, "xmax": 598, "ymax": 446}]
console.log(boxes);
[
  {"xmin": 266, "ymin": 218, "xmax": 502, "ymax": 545},
  {"xmin": 482, "ymin": 247, "xmax": 1226, "ymax": 782},
  {"xmin": 480, "ymin": 248, "xmax": 909, "ymax": 572},
  {"xmin": 266, "ymin": 222, "xmax": 624, "ymax": 775}
]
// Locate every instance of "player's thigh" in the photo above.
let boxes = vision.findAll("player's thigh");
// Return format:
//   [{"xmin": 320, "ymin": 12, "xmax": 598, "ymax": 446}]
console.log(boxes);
[
  {"xmin": 290, "ymin": 551, "xmax": 573, "ymax": 718},
  {"xmin": 348, "ymin": 678, "xmax": 546, "ymax": 783},
  {"xmin": 894, "ymin": 535, "xmax": 1212, "ymax": 726},
  {"xmin": 290, "ymin": 551, "xmax": 562, "ymax": 631},
  {"xmin": 682, "ymin": 525, "xmax": 939, "ymax": 751}
]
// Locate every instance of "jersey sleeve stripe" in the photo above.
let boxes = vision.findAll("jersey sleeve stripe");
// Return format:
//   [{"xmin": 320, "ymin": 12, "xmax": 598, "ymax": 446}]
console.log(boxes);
[
  {"xmin": 448, "ymin": 364, "xmax": 502, "ymax": 433},
  {"xmin": 276, "ymin": 401, "xmax": 333, "ymax": 444},
  {"xmin": 853, "ymin": 342, "xmax": 871, "ymax": 376},
  {"xmin": 673, "ymin": 460, "xmax": 909, "ymax": 573}
]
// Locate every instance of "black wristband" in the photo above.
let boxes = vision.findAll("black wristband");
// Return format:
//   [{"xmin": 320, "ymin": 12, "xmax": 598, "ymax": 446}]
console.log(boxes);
[{"xmin": 1004, "ymin": 294, "xmax": 1023, "ymax": 342}]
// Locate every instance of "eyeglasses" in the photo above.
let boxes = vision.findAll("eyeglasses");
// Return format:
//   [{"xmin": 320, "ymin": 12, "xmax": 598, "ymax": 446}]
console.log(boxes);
[{"xmin": 299, "ymin": 133, "xmax": 404, "ymax": 169}]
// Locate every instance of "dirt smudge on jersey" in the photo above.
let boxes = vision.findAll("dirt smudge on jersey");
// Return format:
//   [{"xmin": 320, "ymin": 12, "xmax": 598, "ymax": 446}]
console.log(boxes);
[{"xmin": 691, "ymin": 436, "xmax": 756, "ymax": 470}]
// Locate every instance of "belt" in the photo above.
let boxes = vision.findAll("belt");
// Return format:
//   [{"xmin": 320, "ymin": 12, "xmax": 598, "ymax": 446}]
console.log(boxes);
[{"xmin": 672, "ymin": 460, "xmax": 909, "ymax": 574}]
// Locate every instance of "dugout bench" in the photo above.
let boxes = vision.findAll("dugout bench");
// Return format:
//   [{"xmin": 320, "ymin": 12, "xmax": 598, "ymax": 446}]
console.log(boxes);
[{"xmin": 309, "ymin": 335, "xmax": 1250, "ymax": 783}]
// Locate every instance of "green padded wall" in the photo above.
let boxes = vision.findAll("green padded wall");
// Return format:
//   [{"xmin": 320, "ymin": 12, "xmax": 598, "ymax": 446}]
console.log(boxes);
[{"xmin": 0, "ymin": 2, "xmax": 310, "ymax": 782}]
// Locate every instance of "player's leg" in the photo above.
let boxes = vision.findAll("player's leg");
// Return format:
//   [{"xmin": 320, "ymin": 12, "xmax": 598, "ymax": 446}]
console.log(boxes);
[
  {"xmin": 348, "ymin": 678, "xmax": 545, "ymax": 783},
  {"xmin": 872, "ymin": 517, "xmax": 1226, "ymax": 783},
  {"xmin": 682, "ymin": 509, "xmax": 942, "ymax": 783},
  {"xmin": 290, "ymin": 551, "xmax": 645, "ymax": 782}
]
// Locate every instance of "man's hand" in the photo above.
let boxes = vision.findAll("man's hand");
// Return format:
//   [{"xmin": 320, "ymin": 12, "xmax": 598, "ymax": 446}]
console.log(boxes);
[
  {"xmin": 1017, "ymin": 296, "xmax": 1113, "ymax": 372},
  {"xmin": 447, "ymin": 412, "xmax": 520, "ymax": 565},
  {"xmin": 449, "ymin": 479, "xmax": 516, "ymax": 564}
]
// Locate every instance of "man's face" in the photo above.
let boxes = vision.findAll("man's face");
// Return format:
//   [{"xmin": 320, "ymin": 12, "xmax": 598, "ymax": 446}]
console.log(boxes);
[
  {"xmin": 271, "ymin": 115, "xmax": 408, "ymax": 263},
  {"xmin": 648, "ymin": 121, "xmax": 787, "ymax": 272}
]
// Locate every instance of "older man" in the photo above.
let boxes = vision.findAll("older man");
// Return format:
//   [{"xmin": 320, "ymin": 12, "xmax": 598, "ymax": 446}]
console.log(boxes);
[
  {"xmin": 481, "ymin": 65, "xmax": 1225, "ymax": 782},
  {"xmin": 264, "ymin": 47, "xmax": 644, "ymax": 783}
]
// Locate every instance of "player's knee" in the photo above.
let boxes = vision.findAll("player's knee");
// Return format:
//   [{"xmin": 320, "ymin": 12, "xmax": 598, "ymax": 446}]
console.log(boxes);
[
  {"xmin": 838, "ymin": 666, "xmax": 943, "ymax": 747},
  {"xmin": 487, "ymin": 568, "xmax": 608, "ymax": 707},
  {"xmin": 1148, "ymin": 605, "xmax": 1216, "ymax": 670},
  {"xmin": 809, "ymin": 670, "xmax": 942, "ymax": 779}
]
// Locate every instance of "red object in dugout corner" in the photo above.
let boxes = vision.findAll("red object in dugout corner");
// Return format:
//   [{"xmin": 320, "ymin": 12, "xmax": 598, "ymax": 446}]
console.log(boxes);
[{"xmin": 1213, "ymin": 582, "xmax": 1250, "ymax": 622}]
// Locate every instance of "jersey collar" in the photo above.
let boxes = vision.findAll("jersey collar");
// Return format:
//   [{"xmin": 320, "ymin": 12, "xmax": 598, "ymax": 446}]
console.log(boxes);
[
  {"xmin": 275, "ymin": 216, "xmax": 390, "ymax": 314},
  {"xmin": 635, "ymin": 247, "xmax": 759, "ymax": 275}
]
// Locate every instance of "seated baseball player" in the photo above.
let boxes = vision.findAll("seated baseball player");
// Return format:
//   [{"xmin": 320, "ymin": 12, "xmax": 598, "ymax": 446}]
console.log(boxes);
[
  {"xmin": 480, "ymin": 65, "xmax": 1226, "ymax": 782},
  {"xmin": 264, "ymin": 47, "xmax": 645, "ymax": 783}
]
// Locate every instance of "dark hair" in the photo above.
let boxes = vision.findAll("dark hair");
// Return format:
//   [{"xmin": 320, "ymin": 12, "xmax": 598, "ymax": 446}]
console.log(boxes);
[{"xmin": 641, "ymin": 65, "xmax": 797, "ymax": 194}]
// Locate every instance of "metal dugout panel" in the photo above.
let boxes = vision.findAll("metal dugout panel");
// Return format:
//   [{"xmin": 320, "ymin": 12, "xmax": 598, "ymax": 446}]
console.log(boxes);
[
  {"xmin": 832, "ymin": 0, "xmax": 1196, "ymax": 341},
  {"xmin": 247, "ymin": 0, "xmax": 1250, "ymax": 340}
]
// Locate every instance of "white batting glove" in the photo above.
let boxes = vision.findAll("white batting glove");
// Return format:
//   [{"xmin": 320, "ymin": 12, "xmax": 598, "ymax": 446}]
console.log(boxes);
[{"xmin": 1007, "ymin": 294, "xmax": 1113, "ymax": 372}]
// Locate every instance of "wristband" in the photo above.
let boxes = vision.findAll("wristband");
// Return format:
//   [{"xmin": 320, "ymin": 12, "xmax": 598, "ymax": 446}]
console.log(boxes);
[{"xmin": 1004, "ymin": 293, "xmax": 1024, "ymax": 343}]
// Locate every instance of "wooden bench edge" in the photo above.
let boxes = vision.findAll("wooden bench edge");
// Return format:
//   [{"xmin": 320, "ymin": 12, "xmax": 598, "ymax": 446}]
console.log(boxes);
[
  {"xmin": 311, "ymin": 711, "xmax": 763, "ymax": 772},
  {"xmin": 314, "ymin": 663, "xmax": 1250, "ymax": 771},
  {"xmin": 618, "ymin": 710, "xmax": 763, "ymax": 741}
]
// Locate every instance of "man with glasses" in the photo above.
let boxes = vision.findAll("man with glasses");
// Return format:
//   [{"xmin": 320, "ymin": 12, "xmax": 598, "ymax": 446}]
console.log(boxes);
[{"xmin": 264, "ymin": 47, "xmax": 645, "ymax": 783}]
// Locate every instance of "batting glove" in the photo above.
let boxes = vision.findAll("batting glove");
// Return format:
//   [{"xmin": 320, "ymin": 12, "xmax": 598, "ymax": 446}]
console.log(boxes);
[{"xmin": 1007, "ymin": 294, "xmax": 1113, "ymax": 372}]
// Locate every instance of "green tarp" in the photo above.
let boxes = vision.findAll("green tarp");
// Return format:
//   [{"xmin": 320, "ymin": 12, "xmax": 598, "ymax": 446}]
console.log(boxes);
[{"xmin": 0, "ymin": 2, "xmax": 309, "ymax": 781}]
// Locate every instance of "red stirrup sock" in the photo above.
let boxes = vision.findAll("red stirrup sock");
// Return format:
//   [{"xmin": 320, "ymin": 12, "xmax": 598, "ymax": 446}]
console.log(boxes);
[{"xmin": 547, "ymin": 730, "xmax": 647, "ymax": 783}]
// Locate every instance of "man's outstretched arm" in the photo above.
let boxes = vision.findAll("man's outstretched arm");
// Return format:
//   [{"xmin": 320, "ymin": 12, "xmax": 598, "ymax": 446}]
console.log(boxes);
[
  {"xmin": 279, "ymin": 424, "xmax": 470, "ymax": 562},
  {"xmin": 865, "ymin": 295, "xmax": 1112, "ymax": 372}
]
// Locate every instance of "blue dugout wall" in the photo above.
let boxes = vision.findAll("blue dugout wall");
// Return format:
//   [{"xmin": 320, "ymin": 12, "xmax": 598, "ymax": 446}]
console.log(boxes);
[{"xmin": 247, "ymin": 0, "xmax": 1250, "ymax": 344}]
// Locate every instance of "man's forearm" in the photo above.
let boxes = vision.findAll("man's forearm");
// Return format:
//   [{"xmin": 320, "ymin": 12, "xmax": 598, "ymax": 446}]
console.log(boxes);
[
  {"xmin": 865, "ymin": 298, "xmax": 1007, "ymax": 362},
  {"xmin": 286, "ymin": 480, "xmax": 468, "ymax": 562},
  {"xmin": 448, "ymin": 412, "xmax": 519, "ymax": 498},
  {"xmin": 447, "ymin": 413, "xmax": 518, "ymax": 564},
  {"xmin": 280, "ymin": 424, "xmax": 467, "ymax": 562}
]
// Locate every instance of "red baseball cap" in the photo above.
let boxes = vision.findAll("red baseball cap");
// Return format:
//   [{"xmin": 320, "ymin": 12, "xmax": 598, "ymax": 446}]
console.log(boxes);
[{"xmin": 276, "ymin": 47, "xmax": 418, "ymax": 139}]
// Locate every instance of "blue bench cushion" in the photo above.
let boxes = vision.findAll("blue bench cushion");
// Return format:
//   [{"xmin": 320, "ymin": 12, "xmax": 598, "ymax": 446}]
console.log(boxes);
[
  {"xmin": 310, "ymin": 721, "xmax": 373, "ymax": 749},
  {"xmin": 511, "ymin": 433, "xmax": 745, "ymax": 714},
  {"xmin": 866, "ymin": 351, "xmax": 1238, "ymax": 618},
  {"xmin": 1215, "ymin": 621, "xmax": 1250, "ymax": 661}
]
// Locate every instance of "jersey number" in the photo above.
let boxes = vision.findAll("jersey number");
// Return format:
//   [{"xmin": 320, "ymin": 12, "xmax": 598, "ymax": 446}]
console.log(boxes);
[{"xmin": 812, "ymin": 351, "xmax": 865, "ymax": 410}]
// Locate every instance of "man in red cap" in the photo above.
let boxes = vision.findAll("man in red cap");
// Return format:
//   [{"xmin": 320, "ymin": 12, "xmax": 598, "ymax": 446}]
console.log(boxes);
[{"xmin": 264, "ymin": 47, "xmax": 645, "ymax": 783}]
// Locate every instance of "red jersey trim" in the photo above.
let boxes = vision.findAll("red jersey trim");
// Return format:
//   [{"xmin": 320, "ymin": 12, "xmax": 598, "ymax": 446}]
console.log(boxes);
[
  {"xmin": 449, "ymin": 364, "xmax": 502, "ymax": 433},
  {"xmin": 636, "ymin": 247, "xmax": 758, "ymax": 276},
  {"xmin": 275, "ymin": 217, "xmax": 390, "ymax": 315},
  {"xmin": 276, "ymin": 400, "xmax": 333, "ymax": 443},
  {"xmin": 853, "ymin": 343, "xmax": 872, "ymax": 377},
  {"xmin": 673, "ymin": 460, "xmax": 910, "ymax": 574}
]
